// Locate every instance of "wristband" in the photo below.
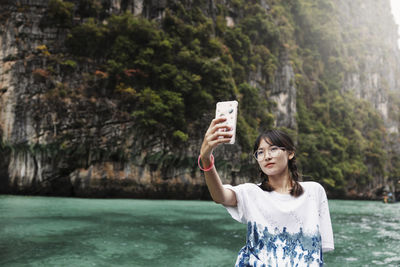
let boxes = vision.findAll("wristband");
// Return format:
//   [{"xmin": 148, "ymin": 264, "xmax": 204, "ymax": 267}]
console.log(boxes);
[{"xmin": 198, "ymin": 154, "xmax": 214, "ymax": 172}]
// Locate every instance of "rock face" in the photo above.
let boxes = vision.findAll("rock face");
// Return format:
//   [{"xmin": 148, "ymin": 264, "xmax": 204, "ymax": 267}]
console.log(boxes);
[
  {"xmin": 0, "ymin": 0, "xmax": 138, "ymax": 196},
  {"xmin": 336, "ymin": 0, "xmax": 400, "ymax": 196},
  {"xmin": 0, "ymin": 0, "xmax": 273, "ymax": 198},
  {"xmin": 338, "ymin": 0, "xmax": 400, "ymax": 134},
  {"xmin": 270, "ymin": 55, "xmax": 297, "ymax": 129},
  {"xmin": 0, "ymin": 0, "xmax": 399, "ymax": 199}
]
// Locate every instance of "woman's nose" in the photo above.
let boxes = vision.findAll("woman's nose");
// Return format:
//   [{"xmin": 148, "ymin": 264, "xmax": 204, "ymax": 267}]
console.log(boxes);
[{"xmin": 264, "ymin": 153, "xmax": 272, "ymax": 160}]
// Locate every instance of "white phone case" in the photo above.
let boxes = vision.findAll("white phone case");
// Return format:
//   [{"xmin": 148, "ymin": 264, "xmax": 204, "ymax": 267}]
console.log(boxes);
[{"xmin": 215, "ymin": 100, "xmax": 238, "ymax": 144}]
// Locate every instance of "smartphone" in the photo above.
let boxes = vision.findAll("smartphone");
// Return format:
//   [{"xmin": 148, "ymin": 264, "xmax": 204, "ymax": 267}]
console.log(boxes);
[{"xmin": 215, "ymin": 100, "xmax": 238, "ymax": 144}]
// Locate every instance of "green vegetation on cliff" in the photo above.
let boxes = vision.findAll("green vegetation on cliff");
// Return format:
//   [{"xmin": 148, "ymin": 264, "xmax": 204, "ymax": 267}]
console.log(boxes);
[
  {"xmin": 65, "ymin": 1, "xmax": 276, "ymax": 152},
  {"xmin": 41, "ymin": 0, "xmax": 400, "ymax": 197},
  {"xmin": 289, "ymin": 0, "xmax": 399, "ymax": 196}
]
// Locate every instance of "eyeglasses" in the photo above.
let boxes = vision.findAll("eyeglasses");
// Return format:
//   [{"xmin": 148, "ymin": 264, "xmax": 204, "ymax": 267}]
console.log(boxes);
[{"xmin": 253, "ymin": 146, "xmax": 285, "ymax": 161}]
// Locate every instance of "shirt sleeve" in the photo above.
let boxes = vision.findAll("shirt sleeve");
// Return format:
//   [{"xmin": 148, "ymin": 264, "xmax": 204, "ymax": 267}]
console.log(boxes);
[
  {"xmin": 318, "ymin": 184, "xmax": 335, "ymax": 252},
  {"xmin": 222, "ymin": 184, "xmax": 249, "ymax": 224}
]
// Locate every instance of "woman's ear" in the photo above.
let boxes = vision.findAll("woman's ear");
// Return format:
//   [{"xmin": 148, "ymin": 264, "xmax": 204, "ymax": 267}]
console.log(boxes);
[{"xmin": 288, "ymin": 151, "xmax": 295, "ymax": 160}]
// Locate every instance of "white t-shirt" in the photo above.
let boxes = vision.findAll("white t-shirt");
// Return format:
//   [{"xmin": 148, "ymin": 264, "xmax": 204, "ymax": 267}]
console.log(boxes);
[{"xmin": 224, "ymin": 181, "xmax": 334, "ymax": 267}]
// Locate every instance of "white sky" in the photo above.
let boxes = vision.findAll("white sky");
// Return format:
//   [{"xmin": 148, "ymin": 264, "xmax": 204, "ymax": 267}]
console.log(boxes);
[{"xmin": 390, "ymin": 0, "xmax": 400, "ymax": 48}]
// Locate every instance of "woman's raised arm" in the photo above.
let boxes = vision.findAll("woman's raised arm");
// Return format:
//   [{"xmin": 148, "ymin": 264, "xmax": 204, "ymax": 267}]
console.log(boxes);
[{"xmin": 200, "ymin": 117, "xmax": 237, "ymax": 206}]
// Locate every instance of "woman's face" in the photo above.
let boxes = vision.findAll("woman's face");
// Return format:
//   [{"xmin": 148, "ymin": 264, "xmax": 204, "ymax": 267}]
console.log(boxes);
[{"xmin": 256, "ymin": 138, "xmax": 294, "ymax": 177}]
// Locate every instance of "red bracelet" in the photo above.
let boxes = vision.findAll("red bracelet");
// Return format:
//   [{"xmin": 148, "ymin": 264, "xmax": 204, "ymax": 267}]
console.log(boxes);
[{"xmin": 198, "ymin": 154, "xmax": 214, "ymax": 171}]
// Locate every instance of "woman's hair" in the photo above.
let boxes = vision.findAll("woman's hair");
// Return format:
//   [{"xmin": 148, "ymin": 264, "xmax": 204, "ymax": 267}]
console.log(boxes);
[{"xmin": 253, "ymin": 129, "xmax": 304, "ymax": 197}]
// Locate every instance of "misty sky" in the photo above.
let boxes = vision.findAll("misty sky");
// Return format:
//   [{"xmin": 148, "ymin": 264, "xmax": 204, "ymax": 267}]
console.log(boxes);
[{"xmin": 390, "ymin": 0, "xmax": 400, "ymax": 48}]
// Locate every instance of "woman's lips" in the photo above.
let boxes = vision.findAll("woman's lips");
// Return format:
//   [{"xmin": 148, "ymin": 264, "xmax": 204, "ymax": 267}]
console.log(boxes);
[{"xmin": 265, "ymin": 163, "xmax": 275, "ymax": 168}]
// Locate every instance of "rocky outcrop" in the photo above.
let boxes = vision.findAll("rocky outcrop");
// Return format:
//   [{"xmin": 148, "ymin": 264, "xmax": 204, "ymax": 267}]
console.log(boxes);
[
  {"xmin": 0, "ymin": 0, "xmax": 399, "ymax": 199},
  {"xmin": 0, "ymin": 0, "xmax": 283, "ymax": 197},
  {"xmin": 271, "ymin": 56, "xmax": 297, "ymax": 129},
  {"xmin": 338, "ymin": 0, "xmax": 400, "ymax": 134},
  {"xmin": 337, "ymin": 0, "xmax": 400, "ymax": 197},
  {"xmin": 0, "ymin": 0, "xmax": 135, "ymax": 195}
]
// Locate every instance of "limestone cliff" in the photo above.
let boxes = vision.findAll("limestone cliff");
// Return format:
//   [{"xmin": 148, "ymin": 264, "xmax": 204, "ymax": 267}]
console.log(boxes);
[
  {"xmin": 337, "ymin": 0, "xmax": 400, "ymax": 196},
  {"xmin": 0, "ymin": 0, "xmax": 399, "ymax": 199},
  {"xmin": 338, "ymin": 0, "xmax": 400, "ymax": 133}
]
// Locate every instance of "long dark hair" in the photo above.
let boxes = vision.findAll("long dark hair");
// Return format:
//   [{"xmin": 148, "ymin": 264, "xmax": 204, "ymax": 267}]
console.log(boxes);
[{"xmin": 253, "ymin": 129, "xmax": 303, "ymax": 197}]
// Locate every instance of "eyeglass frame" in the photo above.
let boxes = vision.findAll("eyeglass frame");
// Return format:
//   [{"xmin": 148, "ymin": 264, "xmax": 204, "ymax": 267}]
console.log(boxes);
[{"xmin": 253, "ymin": 146, "xmax": 286, "ymax": 161}]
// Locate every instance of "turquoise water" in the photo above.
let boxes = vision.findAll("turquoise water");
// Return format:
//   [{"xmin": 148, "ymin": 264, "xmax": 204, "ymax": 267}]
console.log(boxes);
[{"xmin": 0, "ymin": 196, "xmax": 399, "ymax": 267}]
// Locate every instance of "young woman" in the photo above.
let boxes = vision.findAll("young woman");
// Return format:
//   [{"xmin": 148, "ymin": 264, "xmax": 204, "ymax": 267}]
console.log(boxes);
[{"xmin": 199, "ymin": 117, "xmax": 334, "ymax": 266}]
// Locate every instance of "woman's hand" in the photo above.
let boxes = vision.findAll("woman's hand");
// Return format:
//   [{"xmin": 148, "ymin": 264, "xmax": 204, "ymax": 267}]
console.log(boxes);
[{"xmin": 200, "ymin": 117, "xmax": 232, "ymax": 162}]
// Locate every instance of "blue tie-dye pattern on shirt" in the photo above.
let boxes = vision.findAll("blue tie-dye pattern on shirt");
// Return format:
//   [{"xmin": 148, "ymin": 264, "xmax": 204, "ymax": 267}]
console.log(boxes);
[{"xmin": 235, "ymin": 222, "xmax": 323, "ymax": 267}]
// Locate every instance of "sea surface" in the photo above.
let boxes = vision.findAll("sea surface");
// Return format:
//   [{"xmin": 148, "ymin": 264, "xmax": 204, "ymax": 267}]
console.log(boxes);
[{"xmin": 0, "ymin": 195, "xmax": 399, "ymax": 267}]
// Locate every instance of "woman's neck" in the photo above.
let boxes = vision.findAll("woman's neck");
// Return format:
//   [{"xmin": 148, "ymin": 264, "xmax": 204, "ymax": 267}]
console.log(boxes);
[{"xmin": 268, "ymin": 170, "xmax": 291, "ymax": 194}]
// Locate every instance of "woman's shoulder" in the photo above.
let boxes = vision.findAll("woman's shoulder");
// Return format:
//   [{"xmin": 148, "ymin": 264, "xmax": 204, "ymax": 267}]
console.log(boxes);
[
  {"xmin": 225, "ymin": 182, "xmax": 262, "ymax": 193},
  {"xmin": 300, "ymin": 181, "xmax": 326, "ymax": 192},
  {"xmin": 299, "ymin": 181, "xmax": 328, "ymax": 203}
]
